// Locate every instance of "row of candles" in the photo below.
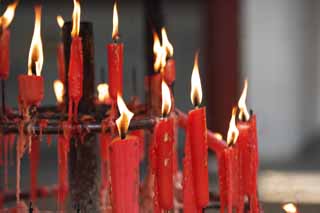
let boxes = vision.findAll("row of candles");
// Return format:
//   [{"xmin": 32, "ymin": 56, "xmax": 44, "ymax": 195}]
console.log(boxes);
[{"xmin": 0, "ymin": 1, "xmax": 300, "ymax": 213}]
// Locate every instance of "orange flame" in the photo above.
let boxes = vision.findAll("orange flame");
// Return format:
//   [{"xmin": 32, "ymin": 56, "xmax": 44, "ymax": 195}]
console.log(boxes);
[
  {"xmin": 71, "ymin": 0, "xmax": 81, "ymax": 37},
  {"xmin": 112, "ymin": 2, "xmax": 119, "ymax": 40},
  {"xmin": 153, "ymin": 31, "xmax": 165, "ymax": 72},
  {"xmin": 56, "ymin": 15, "xmax": 64, "ymax": 29},
  {"xmin": 53, "ymin": 80, "xmax": 64, "ymax": 104},
  {"xmin": 227, "ymin": 107, "xmax": 239, "ymax": 146},
  {"xmin": 161, "ymin": 80, "xmax": 171, "ymax": 117},
  {"xmin": 116, "ymin": 94, "xmax": 134, "ymax": 139},
  {"xmin": 1, "ymin": 1, "xmax": 18, "ymax": 29},
  {"xmin": 161, "ymin": 27, "xmax": 173, "ymax": 57},
  {"xmin": 97, "ymin": 83, "xmax": 110, "ymax": 103},
  {"xmin": 190, "ymin": 51, "xmax": 202, "ymax": 107},
  {"xmin": 238, "ymin": 79, "xmax": 250, "ymax": 121},
  {"xmin": 282, "ymin": 203, "xmax": 297, "ymax": 213},
  {"xmin": 28, "ymin": 6, "xmax": 43, "ymax": 76}
]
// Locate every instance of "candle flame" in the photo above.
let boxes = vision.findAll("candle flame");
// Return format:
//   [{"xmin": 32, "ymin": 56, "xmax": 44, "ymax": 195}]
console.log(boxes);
[
  {"xmin": 213, "ymin": 132, "xmax": 223, "ymax": 141},
  {"xmin": 56, "ymin": 15, "xmax": 64, "ymax": 29},
  {"xmin": 282, "ymin": 203, "xmax": 297, "ymax": 213},
  {"xmin": 227, "ymin": 107, "xmax": 239, "ymax": 146},
  {"xmin": 112, "ymin": 2, "xmax": 119, "ymax": 40},
  {"xmin": 161, "ymin": 27, "xmax": 173, "ymax": 57},
  {"xmin": 27, "ymin": 6, "xmax": 43, "ymax": 76},
  {"xmin": 153, "ymin": 31, "xmax": 165, "ymax": 72},
  {"xmin": 116, "ymin": 94, "xmax": 134, "ymax": 139},
  {"xmin": 53, "ymin": 80, "xmax": 64, "ymax": 104},
  {"xmin": 238, "ymin": 79, "xmax": 250, "ymax": 121},
  {"xmin": 97, "ymin": 83, "xmax": 110, "ymax": 103},
  {"xmin": 71, "ymin": 0, "xmax": 81, "ymax": 37},
  {"xmin": 190, "ymin": 51, "xmax": 202, "ymax": 107},
  {"xmin": 161, "ymin": 80, "xmax": 171, "ymax": 117},
  {"xmin": 1, "ymin": 1, "xmax": 18, "ymax": 29}
]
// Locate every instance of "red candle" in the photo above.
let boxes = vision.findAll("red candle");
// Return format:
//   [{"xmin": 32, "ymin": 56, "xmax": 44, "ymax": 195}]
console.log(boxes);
[
  {"xmin": 107, "ymin": 3, "xmax": 123, "ymax": 100},
  {"xmin": 153, "ymin": 81, "xmax": 174, "ymax": 210},
  {"xmin": 110, "ymin": 95, "xmax": 139, "ymax": 213},
  {"xmin": 0, "ymin": 2, "xmax": 18, "ymax": 80},
  {"xmin": 237, "ymin": 80, "xmax": 259, "ymax": 212},
  {"xmin": 30, "ymin": 136, "xmax": 40, "ymax": 201},
  {"xmin": 57, "ymin": 135, "xmax": 69, "ymax": 206},
  {"xmin": 68, "ymin": 0, "xmax": 83, "ymax": 120},
  {"xmin": 187, "ymin": 52, "xmax": 209, "ymax": 208}
]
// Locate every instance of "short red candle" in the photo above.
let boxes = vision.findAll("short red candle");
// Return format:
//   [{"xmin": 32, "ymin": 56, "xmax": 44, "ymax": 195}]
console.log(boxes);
[
  {"xmin": 57, "ymin": 43, "xmax": 65, "ymax": 83},
  {"xmin": 68, "ymin": 36, "xmax": 83, "ymax": 118},
  {"xmin": 18, "ymin": 75, "xmax": 44, "ymax": 106},
  {"xmin": 0, "ymin": 29, "xmax": 10, "ymax": 80},
  {"xmin": 110, "ymin": 136, "xmax": 139, "ymax": 213},
  {"xmin": 107, "ymin": 43, "xmax": 123, "ymax": 100},
  {"xmin": 188, "ymin": 107, "xmax": 209, "ymax": 208},
  {"xmin": 154, "ymin": 117, "xmax": 174, "ymax": 210},
  {"xmin": 237, "ymin": 114, "xmax": 259, "ymax": 212}
]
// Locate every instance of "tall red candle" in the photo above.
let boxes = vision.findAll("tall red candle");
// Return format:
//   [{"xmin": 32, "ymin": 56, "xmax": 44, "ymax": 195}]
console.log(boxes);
[
  {"xmin": 187, "ymin": 52, "xmax": 209, "ymax": 207},
  {"xmin": 110, "ymin": 95, "xmax": 139, "ymax": 213},
  {"xmin": 107, "ymin": 3, "xmax": 123, "ymax": 100},
  {"xmin": 237, "ymin": 80, "xmax": 260, "ymax": 213},
  {"xmin": 0, "ymin": 2, "xmax": 18, "ymax": 80},
  {"xmin": 68, "ymin": 0, "xmax": 83, "ymax": 120}
]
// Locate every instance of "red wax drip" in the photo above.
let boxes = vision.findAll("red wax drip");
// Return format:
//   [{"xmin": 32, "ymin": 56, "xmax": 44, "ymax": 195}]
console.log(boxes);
[
  {"xmin": 18, "ymin": 75, "xmax": 44, "ymax": 109},
  {"xmin": 68, "ymin": 36, "xmax": 83, "ymax": 120},
  {"xmin": 188, "ymin": 107, "xmax": 209, "ymax": 207},
  {"xmin": 237, "ymin": 115, "xmax": 259, "ymax": 213},
  {"xmin": 110, "ymin": 136, "xmax": 139, "ymax": 213},
  {"xmin": 57, "ymin": 135, "xmax": 69, "ymax": 206},
  {"xmin": 107, "ymin": 43, "xmax": 123, "ymax": 100},
  {"xmin": 154, "ymin": 117, "xmax": 174, "ymax": 210},
  {"xmin": 0, "ymin": 29, "xmax": 10, "ymax": 80},
  {"xmin": 30, "ymin": 136, "xmax": 40, "ymax": 201},
  {"xmin": 57, "ymin": 43, "xmax": 65, "ymax": 83}
]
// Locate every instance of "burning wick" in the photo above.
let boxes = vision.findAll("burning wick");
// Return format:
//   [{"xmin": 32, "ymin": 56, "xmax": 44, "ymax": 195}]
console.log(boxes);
[{"xmin": 116, "ymin": 94, "xmax": 134, "ymax": 139}]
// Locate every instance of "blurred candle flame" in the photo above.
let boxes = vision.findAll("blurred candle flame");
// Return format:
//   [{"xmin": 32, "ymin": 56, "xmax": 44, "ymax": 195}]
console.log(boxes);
[
  {"xmin": 116, "ymin": 94, "xmax": 134, "ymax": 139},
  {"xmin": 282, "ymin": 203, "xmax": 297, "ymax": 213},
  {"xmin": 190, "ymin": 51, "xmax": 202, "ymax": 107},
  {"xmin": 27, "ymin": 6, "xmax": 43, "ymax": 76},
  {"xmin": 238, "ymin": 79, "xmax": 250, "ymax": 121},
  {"xmin": 227, "ymin": 107, "xmax": 239, "ymax": 146},
  {"xmin": 161, "ymin": 27, "xmax": 173, "ymax": 57},
  {"xmin": 161, "ymin": 80, "xmax": 171, "ymax": 117},
  {"xmin": 112, "ymin": 2, "xmax": 119, "ymax": 40},
  {"xmin": 56, "ymin": 15, "xmax": 64, "ymax": 29},
  {"xmin": 153, "ymin": 31, "xmax": 163, "ymax": 72},
  {"xmin": 71, "ymin": 0, "xmax": 80, "ymax": 37},
  {"xmin": 97, "ymin": 83, "xmax": 110, "ymax": 103},
  {"xmin": 53, "ymin": 80, "xmax": 64, "ymax": 104},
  {"xmin": 1, "ymin": 1, "xmax": 18, "ymax": 29},
  {"xmin": 213, "ymin": 132, "xmax": 223, "ymax": 141}
]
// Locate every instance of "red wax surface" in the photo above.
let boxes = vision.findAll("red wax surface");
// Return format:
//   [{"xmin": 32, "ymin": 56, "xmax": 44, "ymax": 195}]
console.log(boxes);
[
  {"xmin": 131, "ymin": 130, "xmax": 145, "ymax": 161},
  {"xmin": 163, "ymin": 58, "xmax": 176, "ymax": 85},
  {"xmin": 0, "ymin": 29, "xmax": 10, "ymax": 80},
  {"xmin": 57, "ymin": 43, "xmax": 65, "ymax": 83},
  {"xmin": 107, "ymin": 43, "xmax": 123, "ymax": 100},
  {"xmin": 68, "ymin": 36, "xmax": 83, "ymax": 118},
  {"xmin": 145, "ymin": 73, "xmax": 162, "ymax": 115},
  {"xmin": 18, "ymin": 75, "xmax": 44, "ymax": 106},
  {"xmin": 154, "ymin": 117, "xmax": 174, "ymax": 210},
  {"xmin": 110, "ymin": 136, "xmax": 139, "ymax": 213},
  {"xmin": 237, "ymin": 115, "xmax": 259, "ymax": 212},
  {"xmin": 30, "ymin": 136, "xmax": 40, "ymax": 201},
  {"xmin": 188, "ymin": 107, "xmax": 209, "ymax": 207},
  {"xmin": 57, "ymin": 136, "xmax": 69, "ymax": 205},
  {"xmin": 183, "ymin": 125, "xmax": 199, "ymax": 213}
]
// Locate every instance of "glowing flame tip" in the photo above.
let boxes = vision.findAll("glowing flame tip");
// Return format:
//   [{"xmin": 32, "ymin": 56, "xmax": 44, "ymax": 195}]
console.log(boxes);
[
  {"xmin": 97, "ymin": 83, "xmax": 110, "ymax": 103},
  {"xmin": 112, "ymin": 2, "xmax": 119, "ymax": 40},
  {"xmin": 161, "ymin": 27, "xmax": 173, "ymax": 57},
  {"xmin": 161, "ymin": 80, "xmax": 172, "ymax": 117},
  {"xmin": 227, "ymin": 107, "xmax": 239, "ymax": 146},
  {"xmin": 53, "ymin": 80, "xmax": 64, "ymax": 104},
  {"xmin": 282, "ymin": 203, "xmax": 297, "ymax": 213},
  {"xmin": 190, "ymin": 51, "xmax": 202, "ymax": 107},
  {"xmin": 1, "ymin": 1, "xmax": 18, "ymax": 29},
  {"xmin": 238, "ymin": 79, "xmax": 250, "ymax": 121},
  {"xmin": 71, "ymin": 0, "xmax": 81, "ymax": 37},
  {"xmin": 56, "ymin": 15, "xmax": 64, "ymax": 29}
]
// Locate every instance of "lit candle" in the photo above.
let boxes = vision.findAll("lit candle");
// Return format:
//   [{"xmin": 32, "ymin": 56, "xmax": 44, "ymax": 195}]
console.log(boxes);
[
  {"xmin": 68, "ymin": 0, "xmax": 83, "ymax": 121},
  {"xmin": 0, "ymin": 2, "xmax": 17, "ymax": 80},
  {"xmin": 107, "ymin": 3, "xmax": 123, "ymax": 100},
  {"xmin": 110, "ymin": 95, "xmax": 139, "ymax": 213},
  {"xmin": 186, "ymin": 52, "xmax": 209, "ymax": 208},
  {"xmin": 56, "ymin": 15, "xmax": 65, "ymax": 84},
  {"xmin": 18, "ymin": 5, "xmax": 44, "ymax": 114},
  {"xmin": 154, "ymin": 80, "xmax": 174, "ymax": 210},
  {"xmin": 236, "ymin": 80, "xmax": 260, "ymax": 213}
]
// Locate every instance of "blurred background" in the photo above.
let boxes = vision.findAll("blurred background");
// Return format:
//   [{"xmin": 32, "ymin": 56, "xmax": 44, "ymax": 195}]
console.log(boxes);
[{"xmin": 1, "ymin": 0, "xmax": 320, "ymax": 211}]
